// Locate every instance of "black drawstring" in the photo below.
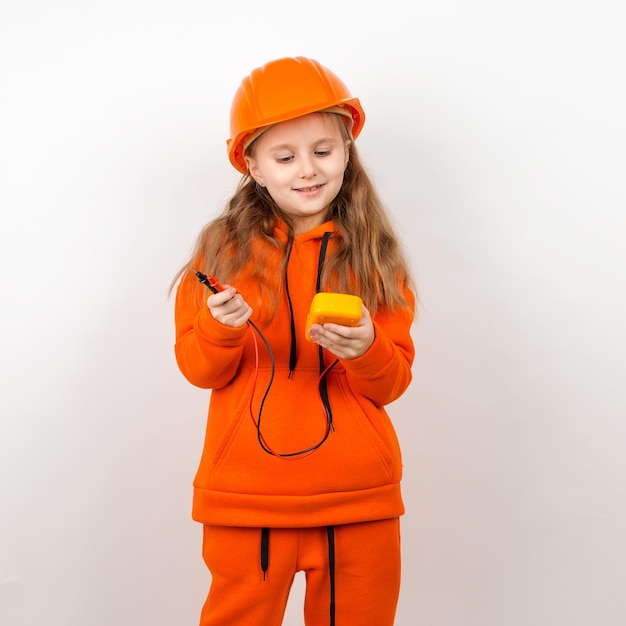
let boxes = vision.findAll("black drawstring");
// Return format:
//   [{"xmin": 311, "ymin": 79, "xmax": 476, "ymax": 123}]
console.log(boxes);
[
  {"xmin": 284, "ymin": 233, "xmax": 297, "ymax": 377},
  {"xmin": 327, "ymin": 525, "xmax": 336, "ymax": 626},
  {"xmin": 317, "ymin": 232, "xmax": 334, "ymax": 428},
  {"xmin": 316, "ymin": 232, "xmax": 332, "ymax": 292},
  {"xmin": 284, "ymin": 230, "xmax": 333, "ymax": 379},
  {"xmin": 261, "ymin": 527, "xmax": 270, "ymax": 581}
]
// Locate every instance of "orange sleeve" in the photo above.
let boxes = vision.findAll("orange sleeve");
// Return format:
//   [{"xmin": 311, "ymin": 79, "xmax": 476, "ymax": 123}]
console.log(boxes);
[
  {"xmin": 341, "ymin": 289, "xmax": 415, "ymax": 407},
  {"xmin": 173, "ymin": 275, "xmax": 248, "ymax": 389}
]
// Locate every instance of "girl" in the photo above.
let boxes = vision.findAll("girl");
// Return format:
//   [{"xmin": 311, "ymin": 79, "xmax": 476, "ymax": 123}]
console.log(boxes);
[{"xmin": 172, "ymin": 56, "xmax": 416, "ymax": 626}]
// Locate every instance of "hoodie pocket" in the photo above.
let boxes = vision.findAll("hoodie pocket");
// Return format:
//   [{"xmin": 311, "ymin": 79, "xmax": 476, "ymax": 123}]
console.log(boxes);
[
  {"xmin": 209, "ymin": 373, "xmax": 256, "ymax": 470},
  {"xmin": 334, "ymin": 375, "xmax": 396, "ymax": 474},
  {"xmin": 201, "ymin": 369, "xmax": 399, "ymax": 496}
]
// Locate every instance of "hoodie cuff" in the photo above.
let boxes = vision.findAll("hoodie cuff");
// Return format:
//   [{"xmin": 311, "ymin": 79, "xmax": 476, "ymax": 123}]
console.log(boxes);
[
  {"xmin": 341, "ymin": 321, "xmax": 395, "ymax": 379},
  {"xmin": 194, "ymin": 304, "xmax": 249, "ymax": 347}
]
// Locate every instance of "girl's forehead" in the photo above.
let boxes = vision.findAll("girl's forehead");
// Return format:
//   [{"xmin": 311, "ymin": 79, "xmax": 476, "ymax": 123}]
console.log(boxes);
[{"xmin": 259, "ymin": 113, "xmax": 344, "ymax": 146}]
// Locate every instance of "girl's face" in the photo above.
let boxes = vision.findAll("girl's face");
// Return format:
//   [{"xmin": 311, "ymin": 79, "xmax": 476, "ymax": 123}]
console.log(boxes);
[{"xmin": 244, "ymin": 113, "xmax": 350, "ymax": 234}]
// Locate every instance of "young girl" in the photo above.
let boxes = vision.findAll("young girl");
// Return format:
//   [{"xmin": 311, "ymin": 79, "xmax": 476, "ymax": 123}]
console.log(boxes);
[{"xmin": 172, "ymin": 56, "xmax": 416, "ymax": 626}]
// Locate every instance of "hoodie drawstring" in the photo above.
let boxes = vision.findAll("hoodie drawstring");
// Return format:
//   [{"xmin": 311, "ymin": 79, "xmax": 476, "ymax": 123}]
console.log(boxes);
[
  {"xmin": 283, "ymin": 233, "xmax": 298, "ymax": 377},
  {"xmin": 327, "ymin": 525, "xmax": 336, "ymax": 626},
  {"xmin": 260, "ymin": 526, "xmax": 337, "ymax": 625},
  {"xmin": 283, "ymin": 230, "xmax": 333, "ymax": 378},
  {"xmin": 260, "ymin": 527, "xmax": 270, "ymax": 581},
  {"xmin": 315, "ymin": 232, "xmax": 334, "ymax": 427},
  {"xmin": 315, "ymin": 232, "xmax": 332, "ymax": 292}
]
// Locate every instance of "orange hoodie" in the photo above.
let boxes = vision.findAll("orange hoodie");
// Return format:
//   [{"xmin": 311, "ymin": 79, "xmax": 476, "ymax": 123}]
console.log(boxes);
[{"xmin": 174, "ymin": 221, "xmax": 415, "ymax": 528}]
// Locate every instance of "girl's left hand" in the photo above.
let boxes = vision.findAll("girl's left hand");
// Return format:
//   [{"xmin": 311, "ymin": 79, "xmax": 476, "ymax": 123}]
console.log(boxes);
[{"xmin": 308, "ymin": 305, "xmax": 375, "ymax": 360}]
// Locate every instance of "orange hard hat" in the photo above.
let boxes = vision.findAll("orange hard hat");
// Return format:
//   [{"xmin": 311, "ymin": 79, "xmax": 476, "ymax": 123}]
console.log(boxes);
[{"xmin": 227, "ymin": 56, "xmax": 365, "ymax": 173}]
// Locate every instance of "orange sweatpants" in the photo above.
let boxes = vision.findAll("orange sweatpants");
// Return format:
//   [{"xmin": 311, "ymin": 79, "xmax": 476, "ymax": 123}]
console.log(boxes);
[{"xmin": 199, "ymin": 518, "xmax": 401, "ymax": 626}]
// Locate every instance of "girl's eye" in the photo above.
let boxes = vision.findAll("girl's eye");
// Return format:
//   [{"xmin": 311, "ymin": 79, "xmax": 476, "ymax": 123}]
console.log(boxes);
[
  {"xmin": 276, "ymin": 155, "xmax": 294, "ymax": 163},
  {"xmin": 315, "ymin": 150, "xmax": 330, "ymax": 157}
]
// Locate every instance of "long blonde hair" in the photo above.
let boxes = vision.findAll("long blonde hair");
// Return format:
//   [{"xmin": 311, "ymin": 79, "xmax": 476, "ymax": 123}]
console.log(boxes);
[{"xmin": 171, "ymin": 122, "xmax": 415, "ymax": 316}]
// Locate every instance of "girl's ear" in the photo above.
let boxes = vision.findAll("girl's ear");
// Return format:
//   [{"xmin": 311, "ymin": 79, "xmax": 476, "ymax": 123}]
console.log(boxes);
[
  {"xmin": 244, "ymin": 155, "xmax": 264, "ymax": 186},
  {"xmin": 344, "ymin": 140, "xmax": 351, "ymax": 167}
]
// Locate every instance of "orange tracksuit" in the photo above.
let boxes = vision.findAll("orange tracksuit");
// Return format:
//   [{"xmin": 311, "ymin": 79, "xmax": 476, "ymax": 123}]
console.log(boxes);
[{"xmin": 174, "ymin": 220, "xmax": 415, "ymax": 625}]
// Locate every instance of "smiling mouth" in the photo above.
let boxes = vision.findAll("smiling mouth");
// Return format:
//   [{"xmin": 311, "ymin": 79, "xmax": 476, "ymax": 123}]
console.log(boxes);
[{"xmin": 295, "ymin": 184, "xmax": 323, "ymax": 192}]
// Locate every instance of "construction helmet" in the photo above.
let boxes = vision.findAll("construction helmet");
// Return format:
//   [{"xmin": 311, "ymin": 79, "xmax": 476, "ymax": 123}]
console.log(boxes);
[{"xmin": 227, "ymin": 56, "xmax": 365, "ymax": 173}]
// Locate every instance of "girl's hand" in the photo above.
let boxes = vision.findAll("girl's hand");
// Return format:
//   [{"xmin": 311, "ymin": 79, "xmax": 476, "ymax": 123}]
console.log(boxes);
[
  {"xmin": 307, "ymin": 305, "xmax": 375, "ymax": 360},
  {"xmin": 207, "ymin": 286, "xmax": 252, "ymax": 328}
]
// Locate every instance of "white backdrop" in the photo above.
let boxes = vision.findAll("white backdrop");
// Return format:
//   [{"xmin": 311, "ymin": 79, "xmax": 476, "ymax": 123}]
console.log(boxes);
[{"xmin": 1, "ymin": 1, "xmax": 625, "ymax": 625}]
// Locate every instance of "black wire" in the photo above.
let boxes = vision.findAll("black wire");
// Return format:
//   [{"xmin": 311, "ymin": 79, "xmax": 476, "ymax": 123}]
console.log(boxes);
[
  {"xmin": 194, "ymin": 269, "xmax": 335, "ymax": 459},
  {"xmin": 250, "ymin": 319, "xmax": 338, "ymax": 458}
]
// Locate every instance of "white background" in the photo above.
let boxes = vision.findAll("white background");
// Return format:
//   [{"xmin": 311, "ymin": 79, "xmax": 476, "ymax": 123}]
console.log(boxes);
[{"xmin": 1, "ymin": 1, "xmax": 625, "ymax": 625}]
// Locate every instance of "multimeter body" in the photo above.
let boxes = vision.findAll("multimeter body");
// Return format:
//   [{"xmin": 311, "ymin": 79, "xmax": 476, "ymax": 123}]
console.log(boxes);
[{"xmin": 305, "ymin": 293, "xmax": 363, "ymax": 342}]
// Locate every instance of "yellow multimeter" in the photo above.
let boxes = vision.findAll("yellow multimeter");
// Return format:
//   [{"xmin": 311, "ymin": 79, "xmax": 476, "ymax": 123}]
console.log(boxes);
[{"xmin": 305, "ymin": 293, "xmax": 363, "ymax": 342}]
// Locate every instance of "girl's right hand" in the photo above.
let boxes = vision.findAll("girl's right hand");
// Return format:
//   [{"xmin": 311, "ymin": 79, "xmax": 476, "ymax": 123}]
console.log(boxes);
[{"xmin": 207, "ymin": 286, "xmax": 252, "ymax": 328}]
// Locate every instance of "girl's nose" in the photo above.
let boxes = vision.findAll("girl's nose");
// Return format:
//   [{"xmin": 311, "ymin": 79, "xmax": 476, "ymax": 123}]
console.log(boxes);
[{"xmin": 298, "ymin": 157, "xmax": 317, "ymax": 179}]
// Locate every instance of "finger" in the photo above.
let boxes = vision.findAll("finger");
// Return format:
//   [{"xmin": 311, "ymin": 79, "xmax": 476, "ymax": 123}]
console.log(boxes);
[
  {"xmin": 207, "ymin": 287, "xmax": 237, "ymax": 307},
  {"xmin": 320, "ymin": 323, "xmax": 362, "ymax": 342},
  {"xmin": 218, "ymin": 303, "xmax": 253, "ymax": 328}
]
